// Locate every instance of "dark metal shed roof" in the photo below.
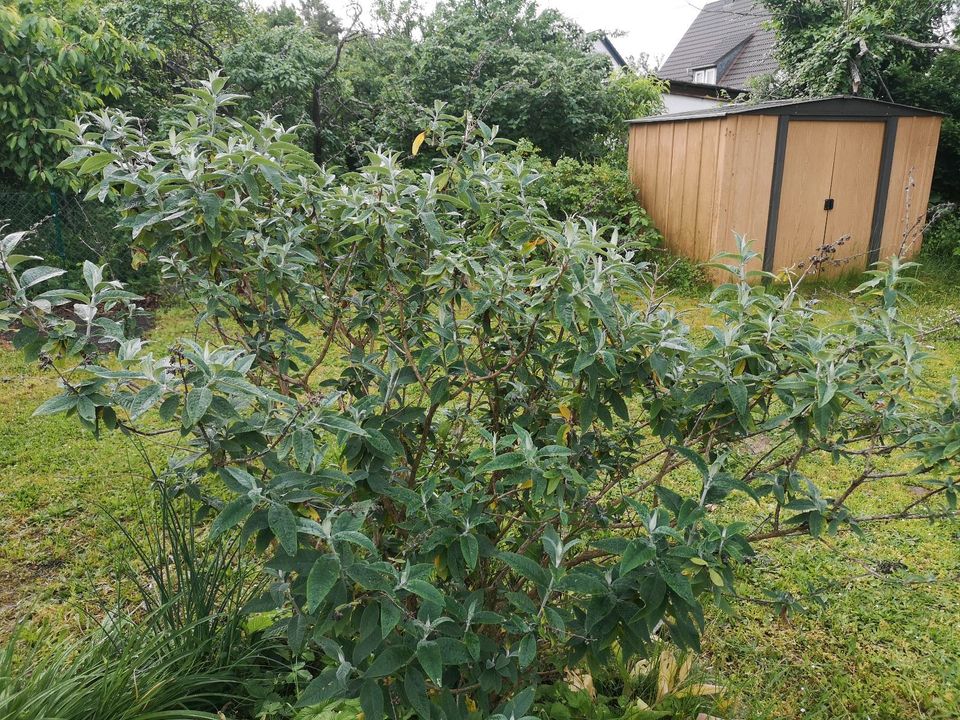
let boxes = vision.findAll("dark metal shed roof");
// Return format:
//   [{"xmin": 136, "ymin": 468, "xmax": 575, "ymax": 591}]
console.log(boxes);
[
  {"xmin": 657, "ymin": 0, "xmax": 778, "ymax": 91},
  {"xmin": 628, "ymin": 96, "xmax": 944, "ymax": 124}
]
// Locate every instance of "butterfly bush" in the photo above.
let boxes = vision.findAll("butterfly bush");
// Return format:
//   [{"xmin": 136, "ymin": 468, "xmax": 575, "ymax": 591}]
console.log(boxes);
[{"xmin": 1, "ymin": 73, "xmax": 957, "ymax": 720}]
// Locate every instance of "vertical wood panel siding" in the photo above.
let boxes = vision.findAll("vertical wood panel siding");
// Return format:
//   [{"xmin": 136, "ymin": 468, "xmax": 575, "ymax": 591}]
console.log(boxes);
[
  {"xmin": 680, "ymin": 121, "xmax": 704, "ymax": 259},
  {"xmin": 879, "ymin": 116, "xmax": 942, "ymax": 260},
  {"xmin": 772, "ymin": 121, "xmax": 838, "ymax": 273},
  {"xmin": 629, "ymin": 120, "xmax": 723, "ymax": 263},
  {"xmin": 667, "ymin": 122, "xmax": 688, "ymax": 242},
  {"xmin": 713, "ymin": 115, "xmax": 778, "ymax": 272},
  {"xmin": 820, "ymin": 121, "xmax": 885, "ymax": 278},
  {"xmin": 694, "ymin": 120, "xmax": 722, "ymax": 263}
]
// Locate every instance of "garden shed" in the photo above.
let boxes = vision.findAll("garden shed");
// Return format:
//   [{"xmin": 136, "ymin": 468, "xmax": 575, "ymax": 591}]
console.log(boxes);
[{"xmin": 627, "ymin": 96, "xmax": 943, "ymax": 278}]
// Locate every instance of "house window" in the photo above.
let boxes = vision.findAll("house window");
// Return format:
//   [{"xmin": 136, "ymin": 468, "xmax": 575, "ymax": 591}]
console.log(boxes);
[{"xmin": 693, "ymin": 67, "xmax": 717, "ymax": 84}]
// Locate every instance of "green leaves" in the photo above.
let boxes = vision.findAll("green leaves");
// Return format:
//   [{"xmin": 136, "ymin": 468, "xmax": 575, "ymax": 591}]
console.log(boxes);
[
  {"xmin": 498, "ymin": 552, "xmax": 550, "ymax": 588},
  {"xmin": 127, "ymin": 385, "xmax": 162, "ymax": 420},
  {"xmin": 19, "ymin": 265, "xmax": 66, "ymax": 290},
  {"xmin": 306, "ymin": 555, "xmax": 340, "ymax": 612},
  {"xmin": 416, "ymin": 641, "xmax": 442, "ymax": 685},
  {"xmin": 209, "ymin": 496, "xmax": 254, "ymax": 540},
  {"xmin": 477, "ymin": 452, "xmax": 526, "ymax": 474},
  {"xmin": 317, "ymin": 415, "xmax": 367, "ymax": 437},
  {"xmin": 78, "ymin": 152, "xmax": 118, "ymax": 176},
  {"xmin": 365, "ymin": 645, "xmax": 411, "ymax": 678},
  {"xmin": 460, "ymin": 534, "xmax": 479, "ymax": 570},
  {"xmin": 33, "ymin": 392, "xmax": 78, "ymax": 417},
  {"xmin": 403, "ymin": 580, "xmax": 445, "ymax": 610},
  {"xmin": 268, "ymin": 503, "xmax": 298, "ymax": 555},
  {"xmin": 620, "ymin": 541, "xmax": 656, "ymax": 575},
  {"xmin": 183, "ymin": 387, "xmax": 212, "ymax": 427}
]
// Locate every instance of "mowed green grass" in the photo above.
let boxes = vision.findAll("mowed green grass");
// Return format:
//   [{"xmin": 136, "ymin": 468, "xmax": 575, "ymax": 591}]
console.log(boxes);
[{"xmin": 0, "ymin": 268, "xmax": 958, "ymax": 717}]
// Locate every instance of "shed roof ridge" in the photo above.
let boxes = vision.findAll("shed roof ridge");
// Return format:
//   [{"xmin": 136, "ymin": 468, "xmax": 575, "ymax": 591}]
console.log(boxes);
[{"xmin": 628, "ymin": 95, "xmax": 945, "ymax": 124}]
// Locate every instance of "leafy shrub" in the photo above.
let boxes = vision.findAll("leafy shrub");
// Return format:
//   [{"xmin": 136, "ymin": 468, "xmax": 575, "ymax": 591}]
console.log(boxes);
[
  {"xmin": 2, "ymin": 75, "xmax": 958, "ymax": 719},
  {"xmin": 920, "ymin": 204, "xmax": 960, "ymax": 259},
  {"xmin": 524, "ymin": 151, "xmax": 659, "ymax": 243},
  {"xmin": 522, "ymin": 150, "xmax": 706, "ymax": 293}
]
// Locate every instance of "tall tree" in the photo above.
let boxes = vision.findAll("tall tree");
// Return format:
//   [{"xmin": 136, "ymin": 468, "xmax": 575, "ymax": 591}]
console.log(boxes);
[
  {"xmin": 0, "ymin": 0, "xmax": 148, "ymax": 187},
  {"xmin": 299, "ymin": 0, "xmax": 343, "ymax": 39},
  {"xmin": 761, "ymin": 0, "xmax": 955, "ymax": 97},
  {"xmin": 331, "ymin": 0, "xmax": 656, "ymax": 163},
  {"xmin": 103, "ymin": 0, "xmax": 251, "ymax": 121}
]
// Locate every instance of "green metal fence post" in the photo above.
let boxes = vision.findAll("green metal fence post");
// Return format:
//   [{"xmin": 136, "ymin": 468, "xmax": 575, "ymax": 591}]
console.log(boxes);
[{"xmin": 49, "ymin": 190, "xmax": 65, "ymax": 263}]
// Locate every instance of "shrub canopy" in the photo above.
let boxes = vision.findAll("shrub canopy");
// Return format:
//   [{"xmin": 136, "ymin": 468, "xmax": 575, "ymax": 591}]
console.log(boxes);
[{"xmin": 1, "ymin": 76, "xmax": 958, "ymax": 718}]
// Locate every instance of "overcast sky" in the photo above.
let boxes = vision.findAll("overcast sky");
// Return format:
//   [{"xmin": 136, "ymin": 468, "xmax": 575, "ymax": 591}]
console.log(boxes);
[{"xmin": 262, "ymin": 1, "xmax": 703, "ymax": 65}]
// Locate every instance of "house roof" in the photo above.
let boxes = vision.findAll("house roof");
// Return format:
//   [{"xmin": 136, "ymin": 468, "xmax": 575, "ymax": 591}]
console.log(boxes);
[
  {"xmin": 657, "ymin": 0, "xmax": 778, "ymax": 91},
  {"xmin": 593, "ymin": 34, "xmax": 627, "ymax": 68},
  {"xmin": 628, "ymin": 95, "xmax": 945, "ymax": 124}
]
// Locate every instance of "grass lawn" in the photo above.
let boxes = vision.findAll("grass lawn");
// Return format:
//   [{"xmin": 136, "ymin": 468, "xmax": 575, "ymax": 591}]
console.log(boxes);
[{"xmin": 1, "ymin": 267, "xmax": 958, "ymax": 718}]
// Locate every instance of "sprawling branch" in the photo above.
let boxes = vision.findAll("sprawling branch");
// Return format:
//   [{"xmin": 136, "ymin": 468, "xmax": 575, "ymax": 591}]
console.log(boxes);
[{"xmin": 887, "ymin": 33, "xmax": 960, "ymax": 52}]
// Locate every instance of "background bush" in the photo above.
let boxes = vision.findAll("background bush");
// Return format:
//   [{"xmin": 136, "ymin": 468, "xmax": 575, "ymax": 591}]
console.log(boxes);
[
  {"xmin": 521, "ymin": 149, "xmax": 706, "ymax": 292},
  {"xmin": 919, "ymin": 204, "xmax": 960, "ymax": 258}
]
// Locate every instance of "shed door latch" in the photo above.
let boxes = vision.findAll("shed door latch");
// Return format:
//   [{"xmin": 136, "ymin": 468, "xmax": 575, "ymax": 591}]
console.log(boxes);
[{"xmin": 824, "ymin": 198, "xmax": 835, "ymax": 211}]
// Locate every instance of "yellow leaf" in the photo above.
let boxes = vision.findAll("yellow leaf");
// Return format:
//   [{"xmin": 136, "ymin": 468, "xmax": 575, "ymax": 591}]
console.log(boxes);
[
  {"xmin": 130, "ymin": 247, "xmax": 148, "ymax": 269},
  {"xmin": 629, "ymin": 659, "xmax": 651, "ymax": 680},
  {"xmin": 521, "ymin": 237, "xmax": 546, "ymax": 254},
  {"xmin": 546, "ymin": 475, "xmax": 561, "ymax": 495},
  {"xmin": 412, "ymin": 130, "xmax": 426, "ymax": 156},
  {"xmin": 519, "ymin": 478, "xmax": 533, "ymax": 490},
  {"xmin": 709, "ymin": 568, "xmax": 724, "ymax": 587},
  {"xmin": 434, "ymin": 554, "xmax": 449, "ymax": 580},
  {"xmin": 558, "ymin": 404, "xmax": 573, "ymax": 422},
  {"xmin": 674, "ymin": 683, "xmax": 725, "ymax": 698},
  {"xmin": 465, "ymin": 698, "xmax": 478, "ymax": 713},
  {"xmin": 564, "ymin": 668, "xmax": 596, "ymax": 699},
  {"xmin": 656, "ymin": 648, "xmax": 676, "ymax": 702},
  {"xmin": 436, "ymin": 169, "xmax": 451, "ymax": 190},
  {"xmin": 677, "ymin": 652, "xmax": 694, "ymax": 685}
]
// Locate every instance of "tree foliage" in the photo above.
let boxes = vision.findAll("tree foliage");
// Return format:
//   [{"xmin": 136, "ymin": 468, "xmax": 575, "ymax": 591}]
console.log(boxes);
[
  {"xmin": 2, "ymin": 75, "xmax": 958, "ymax": 717},
  {"xmin": 327, "ymin": 0, "xmax": 661, "ymax": 164},
  {"xmin": 0, "ymin": 0, "xmax": 148, "ymax": 187},
  {"xmin": 761, "ymin": 0, "xmax": 953, "ymax": 97},
  {"xmin": 761, "ymin": 0, "xmax": 960, "ymax": 202},
  {"xmin": 223, "ymin": 20, "xmax": 334, "ymax": 130}
]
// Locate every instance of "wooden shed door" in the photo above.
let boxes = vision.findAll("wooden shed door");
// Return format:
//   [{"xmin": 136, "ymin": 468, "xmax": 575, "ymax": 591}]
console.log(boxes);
[{"xmin": 773, "ymin": 120, "xmax": 885, "ymax": 276}]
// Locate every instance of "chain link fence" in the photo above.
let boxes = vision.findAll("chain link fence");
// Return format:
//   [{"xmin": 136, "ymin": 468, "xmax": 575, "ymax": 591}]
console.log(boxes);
[{"xmin": 0, "ymin": 187, "xmax": 150, "ymax": 289}]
